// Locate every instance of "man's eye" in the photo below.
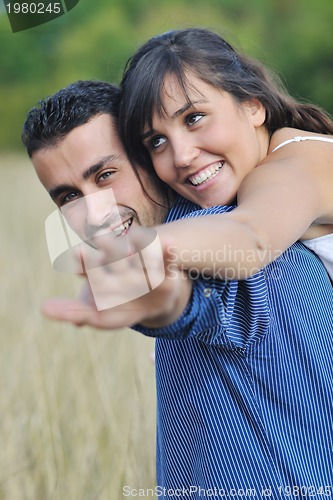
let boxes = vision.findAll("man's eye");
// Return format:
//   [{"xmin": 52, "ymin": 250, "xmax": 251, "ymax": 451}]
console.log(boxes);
[
  {"xmin": 98, "ymin": 171, "xmax": 113, "ymax": 182},
  {"xmin": 186, "ymin": 113, "xmax": 204, "ymax": 126},
  {"xmin": 61, "ymin": 192, "xmax": 78, "ymax": 205},
  {"xmin": 150, "ymin": 136, "xmax": 166, "ymax": 150}
]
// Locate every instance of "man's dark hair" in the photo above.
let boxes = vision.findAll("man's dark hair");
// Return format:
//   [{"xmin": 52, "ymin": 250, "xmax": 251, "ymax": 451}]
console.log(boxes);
[{"xmin": 22, "ymin": 80, "xmax": 121, "ymax": 158}]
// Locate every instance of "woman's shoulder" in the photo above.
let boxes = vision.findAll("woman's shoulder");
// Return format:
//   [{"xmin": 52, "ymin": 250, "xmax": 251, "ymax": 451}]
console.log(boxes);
[{"xmin": 269, "ymin": 127, "xmax": 333, "ymax": 154}]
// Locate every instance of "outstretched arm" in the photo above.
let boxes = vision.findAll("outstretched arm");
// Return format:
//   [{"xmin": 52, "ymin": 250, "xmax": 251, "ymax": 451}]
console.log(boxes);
[
  {"xmin": 42, "ymin": 135, "xmax": 333, "ymax": 328},
  {"xmin": 154, "ymin": 135, "xmax": 333, "ymax": 279}
]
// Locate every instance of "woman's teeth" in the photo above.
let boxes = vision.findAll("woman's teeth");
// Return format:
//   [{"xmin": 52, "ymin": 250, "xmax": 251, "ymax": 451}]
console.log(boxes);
[
  {"xmin": 189, "ymin": 162, "xmax": 224, "ymax": 186},
  {"xmin": 112, "ymin": 218, "xmax": 133, "ymax": 236}
]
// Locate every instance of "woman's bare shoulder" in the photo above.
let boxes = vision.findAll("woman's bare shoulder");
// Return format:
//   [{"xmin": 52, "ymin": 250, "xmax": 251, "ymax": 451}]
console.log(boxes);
[{"xmin": 269, "ymin": 127, "xmax": 333, "ymax": 154}]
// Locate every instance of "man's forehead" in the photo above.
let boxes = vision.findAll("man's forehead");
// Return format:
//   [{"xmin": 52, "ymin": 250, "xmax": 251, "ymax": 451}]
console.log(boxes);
[
  {"xmin": 33, "ymin": 115, "xmax": 131, "ymax": 174},
  {"xmin": 65, "ymin": 113, "xmax": 119, "ymax": 147}
]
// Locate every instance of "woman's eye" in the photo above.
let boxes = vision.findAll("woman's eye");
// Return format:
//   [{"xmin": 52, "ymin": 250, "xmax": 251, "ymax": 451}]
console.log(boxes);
[
  {"xmin": 186, "ymin": 113, "xmax": 204, "ymax": 126},
  {"xmin": 150, "ymin": 136, "xmax": 166, "ymax": 150}
]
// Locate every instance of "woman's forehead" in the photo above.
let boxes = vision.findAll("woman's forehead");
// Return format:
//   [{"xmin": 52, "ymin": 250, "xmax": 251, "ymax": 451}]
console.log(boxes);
[{"xmin": 160, "ymin": 72, "xmax": 210, "ymax": 105}]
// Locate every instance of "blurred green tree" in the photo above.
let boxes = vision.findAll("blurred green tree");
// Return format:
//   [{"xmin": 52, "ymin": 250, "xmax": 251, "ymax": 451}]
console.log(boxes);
[{"xmin": 0, "ymin": 0, "xmax": 331, "ymax": 152}]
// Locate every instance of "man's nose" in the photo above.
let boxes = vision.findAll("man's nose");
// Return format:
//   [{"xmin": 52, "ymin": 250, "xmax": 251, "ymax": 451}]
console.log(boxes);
[{"xmin": 85, "ymin": 193, "xmax": 110, "ymax": 228}]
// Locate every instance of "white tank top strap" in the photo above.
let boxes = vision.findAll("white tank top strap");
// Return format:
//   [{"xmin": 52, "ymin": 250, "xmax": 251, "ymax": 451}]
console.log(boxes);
[
  {"xmin": 272, "ymin": 135, "xmax": 333, "ymax": 152},
  {"xmin": 302, "ymin": 232, "xmax": 333, "ymax": 283}
]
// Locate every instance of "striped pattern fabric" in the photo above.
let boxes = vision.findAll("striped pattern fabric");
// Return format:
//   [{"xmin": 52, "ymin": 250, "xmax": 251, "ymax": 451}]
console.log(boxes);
[{"xmin": 137, "ymin": 199, "xmax": 333, "ymax": 498}]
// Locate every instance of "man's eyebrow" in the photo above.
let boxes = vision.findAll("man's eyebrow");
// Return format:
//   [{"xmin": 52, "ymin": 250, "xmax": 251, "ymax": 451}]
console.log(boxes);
[
  {"xmin": 48, "ymin": 155, "xmax": 119, "ymax": 200},
  {"xmin": 82, "ymin": 154, "xmax": 119, "ymax": 180},
  {"xmin": 141, "ymin": 100, "xmax": 207, "ymax": 141},
  {"xmin": 49, "ymin": 184, "xmax": 74, "ymax": 201}
]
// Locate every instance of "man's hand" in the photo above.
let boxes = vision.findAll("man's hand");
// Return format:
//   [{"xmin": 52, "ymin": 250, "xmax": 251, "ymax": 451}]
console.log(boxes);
[{"xmin": 42, "ymin": 226, "xmax": 192, "ymax": 331}]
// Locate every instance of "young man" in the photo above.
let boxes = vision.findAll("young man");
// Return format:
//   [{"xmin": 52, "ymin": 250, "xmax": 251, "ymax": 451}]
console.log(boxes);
[
  {"xmin": 23, "ymin": 80, "xmax": 333, "ymax": 498},
  {"xmin": 23, "ymin": 80, "xmax": 191, "ymax": 327}
]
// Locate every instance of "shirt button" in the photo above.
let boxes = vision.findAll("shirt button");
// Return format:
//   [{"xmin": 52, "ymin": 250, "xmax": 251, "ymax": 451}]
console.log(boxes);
[{"xmin": 203, "ymin": 287, "xmax": 212, "ymax": 297}]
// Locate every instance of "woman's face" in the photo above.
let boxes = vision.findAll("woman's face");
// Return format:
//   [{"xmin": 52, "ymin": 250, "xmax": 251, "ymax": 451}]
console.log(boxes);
[{"xmin": 142, "ymin": 72, "xmax": 268, "ymax": 208}]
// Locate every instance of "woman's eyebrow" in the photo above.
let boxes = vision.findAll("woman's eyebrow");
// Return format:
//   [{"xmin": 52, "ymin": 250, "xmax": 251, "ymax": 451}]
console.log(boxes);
[
  {"xmin": 142, "ymin": 99, "xmax": 208, "ymax": 139},
  {"xmin": 172, "ymin": 99, "xmax": 208, "ymax": 118},
  {"xmin": 142, "ymin": 129, "xmax": 154, "ymax": 141}
]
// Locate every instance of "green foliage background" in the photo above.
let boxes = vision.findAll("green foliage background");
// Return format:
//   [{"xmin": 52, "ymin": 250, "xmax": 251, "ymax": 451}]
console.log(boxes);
[{"xmin": 0, "ymin": 0, "xmax": 332, "ymax": 152}]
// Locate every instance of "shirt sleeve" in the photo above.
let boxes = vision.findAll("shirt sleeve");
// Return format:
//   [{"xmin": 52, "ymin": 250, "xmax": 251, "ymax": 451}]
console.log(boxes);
[{"xmin": 133, "ymin": 204, "xmax": 271, "ymax": 349}]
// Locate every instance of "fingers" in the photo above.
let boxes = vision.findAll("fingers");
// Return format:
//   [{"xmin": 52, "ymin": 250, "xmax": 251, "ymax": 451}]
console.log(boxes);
[
  {"xmin": 42, "ymin": 298, "xmax": 95, "ymax": 327},
  {"xmin": 41, "ymin": 297, "xmax": 143, "ymax": 330}
]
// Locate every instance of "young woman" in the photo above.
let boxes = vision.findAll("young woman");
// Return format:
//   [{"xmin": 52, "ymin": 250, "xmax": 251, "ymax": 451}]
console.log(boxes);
[{"xmin": 118, "ymin": 27, "xmax": 333, "ymax": 281}]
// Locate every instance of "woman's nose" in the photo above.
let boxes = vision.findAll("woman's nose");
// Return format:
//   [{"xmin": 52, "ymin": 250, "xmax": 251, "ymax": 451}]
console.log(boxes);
[{"xmin": 172, "ymin": 135, "xmax": 199, "ymax": 169}]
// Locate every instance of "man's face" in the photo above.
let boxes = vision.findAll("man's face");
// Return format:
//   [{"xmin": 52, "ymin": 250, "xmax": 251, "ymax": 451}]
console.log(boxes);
[{"xmin": 32, "ymin": 114, "xmax": 168, "ymax": 244}]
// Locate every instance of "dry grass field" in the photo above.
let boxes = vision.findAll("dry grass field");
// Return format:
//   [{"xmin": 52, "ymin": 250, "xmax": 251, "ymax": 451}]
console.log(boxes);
[{"xmin": 0, "ymin": 155, "xmax": 157, "ymax": 499}]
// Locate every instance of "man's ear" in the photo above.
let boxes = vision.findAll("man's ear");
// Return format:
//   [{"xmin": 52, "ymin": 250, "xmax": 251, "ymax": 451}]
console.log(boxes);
[{"xmin": 244, "ymin": 98, "xmax": 266, "ymax": 127}]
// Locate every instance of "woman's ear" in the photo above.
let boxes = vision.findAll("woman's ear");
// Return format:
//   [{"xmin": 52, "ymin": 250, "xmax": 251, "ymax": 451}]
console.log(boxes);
[{"xmin": 244, "ymin": 98, "xmax": 266, "ymax": 127}]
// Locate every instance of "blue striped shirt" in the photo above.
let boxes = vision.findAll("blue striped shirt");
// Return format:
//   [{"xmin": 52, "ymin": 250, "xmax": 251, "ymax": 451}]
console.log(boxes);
[{"xmin": 137, "ymin": 199, "xmax": 333, "ymax": 498}]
